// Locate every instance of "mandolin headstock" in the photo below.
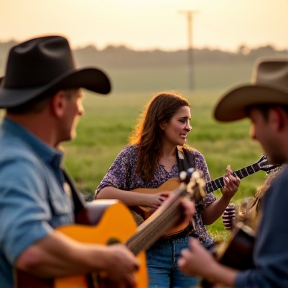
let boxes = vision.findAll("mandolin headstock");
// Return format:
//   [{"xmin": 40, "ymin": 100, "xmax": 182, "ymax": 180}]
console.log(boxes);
[{"xmin": 180, "ymin": 168, "xmax": 206, "ymax": 203}]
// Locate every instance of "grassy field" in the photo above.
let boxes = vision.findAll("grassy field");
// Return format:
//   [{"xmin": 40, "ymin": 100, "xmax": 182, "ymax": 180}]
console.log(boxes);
[
  {"xmin": 99, "ymin": 62, "xmax": 253, "ymax": 92},
  {"xmin": 63, "ymin": 86, "xmax": 268, "ymax": 240},
  {"xmin": 0, "ymin": 61, "xmax": 263, "ymax": 239}
]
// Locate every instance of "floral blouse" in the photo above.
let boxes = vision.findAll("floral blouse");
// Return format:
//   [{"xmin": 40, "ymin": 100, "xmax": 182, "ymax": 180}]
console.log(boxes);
[{"xmin": 96, "ymin": 145, "xmax": 216, "ymax": 245}]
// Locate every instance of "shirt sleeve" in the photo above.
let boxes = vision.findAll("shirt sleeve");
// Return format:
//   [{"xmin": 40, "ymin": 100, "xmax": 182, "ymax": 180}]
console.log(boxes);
[
  {"xmin": 95, "ymin": 146, "xmax": 132, "ymax": 195},
  {"xmin": 192, "ymin": 150, "xmax": 216, "ymax": 207},
  {"xmin": 0, "ymin": 158, "xmax": 53, "ymax": 265}
]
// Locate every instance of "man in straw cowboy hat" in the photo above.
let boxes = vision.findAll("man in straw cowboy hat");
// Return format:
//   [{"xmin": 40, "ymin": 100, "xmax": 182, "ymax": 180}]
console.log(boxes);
[
  {"xmin": 178, "ymin": 58, "xmax": 288, "ymax": 288},
  {"xmin": 0, "ymin": 35, "xmax": 139, "ymax": 288}
]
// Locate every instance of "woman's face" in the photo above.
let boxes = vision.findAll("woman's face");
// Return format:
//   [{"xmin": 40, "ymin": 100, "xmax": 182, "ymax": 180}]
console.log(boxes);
[{"xmin": 161, "ymin": 106, "xmax": 192, "ymax": 146}]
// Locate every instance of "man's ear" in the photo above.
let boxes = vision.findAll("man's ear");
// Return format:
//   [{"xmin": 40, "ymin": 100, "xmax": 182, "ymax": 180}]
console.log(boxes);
[
  {"xmin": 269, "ymin": 108, "xmax": 286, "ymax": 131},
  {"xmin": 274, "ymin": 107, "xmax": 288, "ymax": 131},
  {"xmin": 50, "ymin": 91, "xmax": 66, "ymax": 117}
]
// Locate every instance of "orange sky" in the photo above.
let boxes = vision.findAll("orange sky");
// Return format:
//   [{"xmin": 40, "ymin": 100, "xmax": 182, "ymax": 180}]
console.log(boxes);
[{"xmin": 1, "ymin": 0, "xmax": 288, "ymax": 51}]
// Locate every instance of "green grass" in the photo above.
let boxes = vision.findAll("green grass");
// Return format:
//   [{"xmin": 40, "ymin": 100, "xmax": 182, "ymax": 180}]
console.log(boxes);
[
  {"xmin": 63, "ymin": 88, "xmax": 268, "ymax": 240},
  {"xmin": 0, "ymin": 62, "xmax": 262, "ymax": 240}
]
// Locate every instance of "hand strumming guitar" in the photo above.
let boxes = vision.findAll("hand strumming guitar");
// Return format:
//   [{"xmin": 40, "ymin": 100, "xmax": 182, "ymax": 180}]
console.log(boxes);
[
  {"xmin": 103, "ymin": 243, "xmax": 140, "ymax": 286},
  {"xmin": 144, "ymin": 192, "xmax": 170, "ymax": 211},
  {"xmin": 178, "ymin": 237, "xmax": 237, "ymax": 287}
]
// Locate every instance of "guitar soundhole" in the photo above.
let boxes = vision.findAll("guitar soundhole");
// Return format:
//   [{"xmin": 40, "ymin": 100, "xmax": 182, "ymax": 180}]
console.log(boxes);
[
  {"xmin": 107, "ymin": 237, "xmax": 121, "ymax": 245},
  {"xmin": 95, "ymin": 275, "xmax": 126, "ymax": 288},
  {"xmin": 91, "ymin": 237, "xmax": 123, "ymax": 288},
  {"xmin": 16, "ymin": 270, "xmax": 53, "ymax": 288}
]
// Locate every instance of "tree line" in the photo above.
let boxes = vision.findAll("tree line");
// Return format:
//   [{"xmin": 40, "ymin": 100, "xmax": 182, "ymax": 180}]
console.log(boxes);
[{"xmin": 0, "ymin": 40, "xmax": 288, "ymax": 72}]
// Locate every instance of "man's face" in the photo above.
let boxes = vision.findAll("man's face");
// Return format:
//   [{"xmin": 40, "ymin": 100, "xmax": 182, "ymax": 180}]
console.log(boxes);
[
  {"xmin": 250, "ymin": 107, "xmax": 285, "ymax": 165},
  {"xmin": 59, "ymin": 88, "xmax": 84, "ymax": 143}
]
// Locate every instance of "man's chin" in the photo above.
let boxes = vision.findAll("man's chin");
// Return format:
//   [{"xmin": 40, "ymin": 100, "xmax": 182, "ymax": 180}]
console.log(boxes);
[
  {"xmin": 267, "ymin": 154, "xmax": 285, "ymax": 166},
  {"xmin": 60, "ymin": 133, "xmax": 75, "ymax": 143}
]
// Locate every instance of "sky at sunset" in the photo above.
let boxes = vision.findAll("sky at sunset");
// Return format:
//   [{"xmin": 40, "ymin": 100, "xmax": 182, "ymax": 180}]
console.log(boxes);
[{"xmin": 1, "ymin": 0, "xmax": 288, "ymax": 52}]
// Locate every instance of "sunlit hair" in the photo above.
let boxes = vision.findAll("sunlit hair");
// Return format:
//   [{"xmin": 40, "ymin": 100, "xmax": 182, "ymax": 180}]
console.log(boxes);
[{"xmin": 129, "ymin": 91, "xmax": 190, "ymax": 180}]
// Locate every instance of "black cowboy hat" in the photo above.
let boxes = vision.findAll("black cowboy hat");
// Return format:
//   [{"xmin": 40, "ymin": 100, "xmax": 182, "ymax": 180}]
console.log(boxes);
[
  {"xmin": 214, "ymin": 58, "xmax": 288, "ymax": 122},
  {"xmin": 0, "ymin": 35, "xmax": 111, "ymax": 108}
]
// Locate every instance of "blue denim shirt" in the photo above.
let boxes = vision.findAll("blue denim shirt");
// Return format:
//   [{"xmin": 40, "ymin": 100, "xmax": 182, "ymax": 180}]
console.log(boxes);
[{"xmin": 0, "ymin": 118, "xmax": 74, "ymax": 288}]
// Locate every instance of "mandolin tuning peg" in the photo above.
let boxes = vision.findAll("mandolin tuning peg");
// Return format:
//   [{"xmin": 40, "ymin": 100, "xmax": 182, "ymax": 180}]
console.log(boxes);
[
  {"xmin": 187, "ymin": 168, "xmax": 195, "ymax": 178},
  {"xmin": 192, "ymin": 171, "xmax": 201, "ymax": 179},
  {"xmin": 196, "ymin": 178, "xmax": 206, "ymax": 198},
  {"xmin": 193, "ymin": 169, "xmax": 204, "ymax": 179},
  {"xmin": 179, "ymin": 171, "xmax": 188, "ymax": 181},
  {"xmin": 186, "ymin": 178, "xmax": 196, "ymax": 195}
]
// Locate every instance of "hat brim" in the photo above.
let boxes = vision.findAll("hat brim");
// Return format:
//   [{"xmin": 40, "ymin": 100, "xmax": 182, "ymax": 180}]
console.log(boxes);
[
  {"xmin": 0, "ymin": 67, "xmax": 111, "ymax": 108},
  {"xmin": 214, "ymin": 84, "xmax": 288, "ymax": 122}
]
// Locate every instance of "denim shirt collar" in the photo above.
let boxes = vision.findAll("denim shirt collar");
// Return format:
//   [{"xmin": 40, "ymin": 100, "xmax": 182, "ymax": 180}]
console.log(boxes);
[{"xmin": 1, "ymin": 117, "xmax": 63, "ymax": 169}]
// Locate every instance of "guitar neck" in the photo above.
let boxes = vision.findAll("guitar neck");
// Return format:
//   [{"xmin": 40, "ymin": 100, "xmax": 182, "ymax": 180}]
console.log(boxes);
[{"xmin": 205, "ymin": 162, "xmax": 261, "ymax": 194}]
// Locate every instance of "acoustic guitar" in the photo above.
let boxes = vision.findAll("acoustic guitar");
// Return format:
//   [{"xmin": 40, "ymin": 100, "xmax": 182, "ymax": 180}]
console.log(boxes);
[
  {"xmin": 15, "ymin": 169, "xmax": 202, "ymax": 288},
  {"xmin": 132, "ymin": 154, "xmax": 279, "ymax": 236},
  {"xmin": 200, "ymin": 222, "xmax": 255, "ymax": 288}
]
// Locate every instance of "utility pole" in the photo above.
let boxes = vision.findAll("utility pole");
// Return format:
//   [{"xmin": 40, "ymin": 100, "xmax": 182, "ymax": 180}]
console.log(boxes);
[
  {"xmin": 0, "ymin": 38, "xmax": 1, "ymax": 75},
  {"xmin": 178, "ymin": 10, "xmax": 198, "ymax": 90}
]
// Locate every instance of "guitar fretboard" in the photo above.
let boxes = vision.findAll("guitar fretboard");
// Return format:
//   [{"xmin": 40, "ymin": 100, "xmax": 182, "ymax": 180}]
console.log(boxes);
[{"xmin": 206, "ymin": 163, "xmax": 261, "ymax": 194}]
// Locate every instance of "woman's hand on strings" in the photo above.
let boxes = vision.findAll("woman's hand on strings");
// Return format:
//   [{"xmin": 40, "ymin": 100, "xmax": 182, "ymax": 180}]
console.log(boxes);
[
  {"xmin": 221, "ymin": 165, "xmax": 240, "ymax": 199},
  {"xmin": 144, "ymin": 192, "xmax": 170, "ymax": 210}
]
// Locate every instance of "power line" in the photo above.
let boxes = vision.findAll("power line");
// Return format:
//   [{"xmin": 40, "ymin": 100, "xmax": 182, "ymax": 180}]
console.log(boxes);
[{"xmin": 178, "ymin": 10, "xmax": 199, "ymax": 90}]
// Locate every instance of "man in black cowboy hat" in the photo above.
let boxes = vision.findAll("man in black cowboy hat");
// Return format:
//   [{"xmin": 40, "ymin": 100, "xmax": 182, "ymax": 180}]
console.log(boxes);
[
  {"xmin": 178, "ymin": 58, "xmax": 288, "ymax": 287},
  {"xmin": 0, "ymin": 35, "xmax": 141, "ymax": 288},
  {"xmin": 0, "ymin": 35, "xmax": 195, "ymax": 288}
]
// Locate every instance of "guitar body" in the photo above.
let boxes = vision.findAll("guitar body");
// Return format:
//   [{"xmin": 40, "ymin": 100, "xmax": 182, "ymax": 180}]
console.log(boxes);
[
  {"xmin": 15, "ymin": 200, "xmax": 148, "ymax": 288},
  {"xmin": 217, "ymin": 223, "xmax": 255, "ymax": 270},
  {"xmin": 131, "ymin": 154, "xmax": 279, "ymax": 236},
  {"xmin": 133, "ymin": 178, "xmax": 180, "ymax": 194},
  {"xmin": 132, "ymin": 178, "xmax": 191, "ymax": 235},
  {"xmin": 200, "ymin": 223, "xmax": 255, "ymax": 288}
]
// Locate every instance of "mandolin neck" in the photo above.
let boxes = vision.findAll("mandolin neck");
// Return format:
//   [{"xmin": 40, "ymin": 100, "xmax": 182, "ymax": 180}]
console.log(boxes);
[{"xmin": 206, "ymin": 162, "xmax": 261, "ymax": 194}]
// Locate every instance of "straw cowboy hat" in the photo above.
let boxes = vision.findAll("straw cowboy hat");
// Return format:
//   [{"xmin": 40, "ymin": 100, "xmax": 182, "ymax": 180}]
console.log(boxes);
[
  {"xmin": 0, "ymin": 35, "xmax": 111, "ymax": 108},
  {"xmin": 214, "ymin": 58, "xmax": 288, "ymax": 122}
]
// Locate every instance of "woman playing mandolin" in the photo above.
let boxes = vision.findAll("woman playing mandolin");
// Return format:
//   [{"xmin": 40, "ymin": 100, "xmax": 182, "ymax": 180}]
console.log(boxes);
[{"xmin": 95, "ymin": 91, "xmax": 240, "ymax": 288}]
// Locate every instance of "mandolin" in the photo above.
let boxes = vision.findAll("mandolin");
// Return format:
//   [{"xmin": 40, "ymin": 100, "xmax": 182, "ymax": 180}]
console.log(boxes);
[
  {"xmin": 15, "ymin": 169, "xmax": 203, "ymax": 288},
  {"xmin": 132, "ymin": 154, "xmax": 279, "ymax": 235}
]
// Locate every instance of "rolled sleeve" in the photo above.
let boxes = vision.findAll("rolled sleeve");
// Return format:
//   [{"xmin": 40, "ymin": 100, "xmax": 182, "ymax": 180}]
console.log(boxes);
[
  {"xmin": 193, "ymin": 150, "xmax": 216, "ymax": 207},
  {"xmin": 0, "ymin": 159, "xmax": 53, "ymax": 264}
]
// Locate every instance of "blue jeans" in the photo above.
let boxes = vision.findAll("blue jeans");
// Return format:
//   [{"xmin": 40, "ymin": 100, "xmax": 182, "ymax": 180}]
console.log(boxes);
[{"xmin": 146, "ymin": 236, "xmax": 199, "ymax": 288}]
